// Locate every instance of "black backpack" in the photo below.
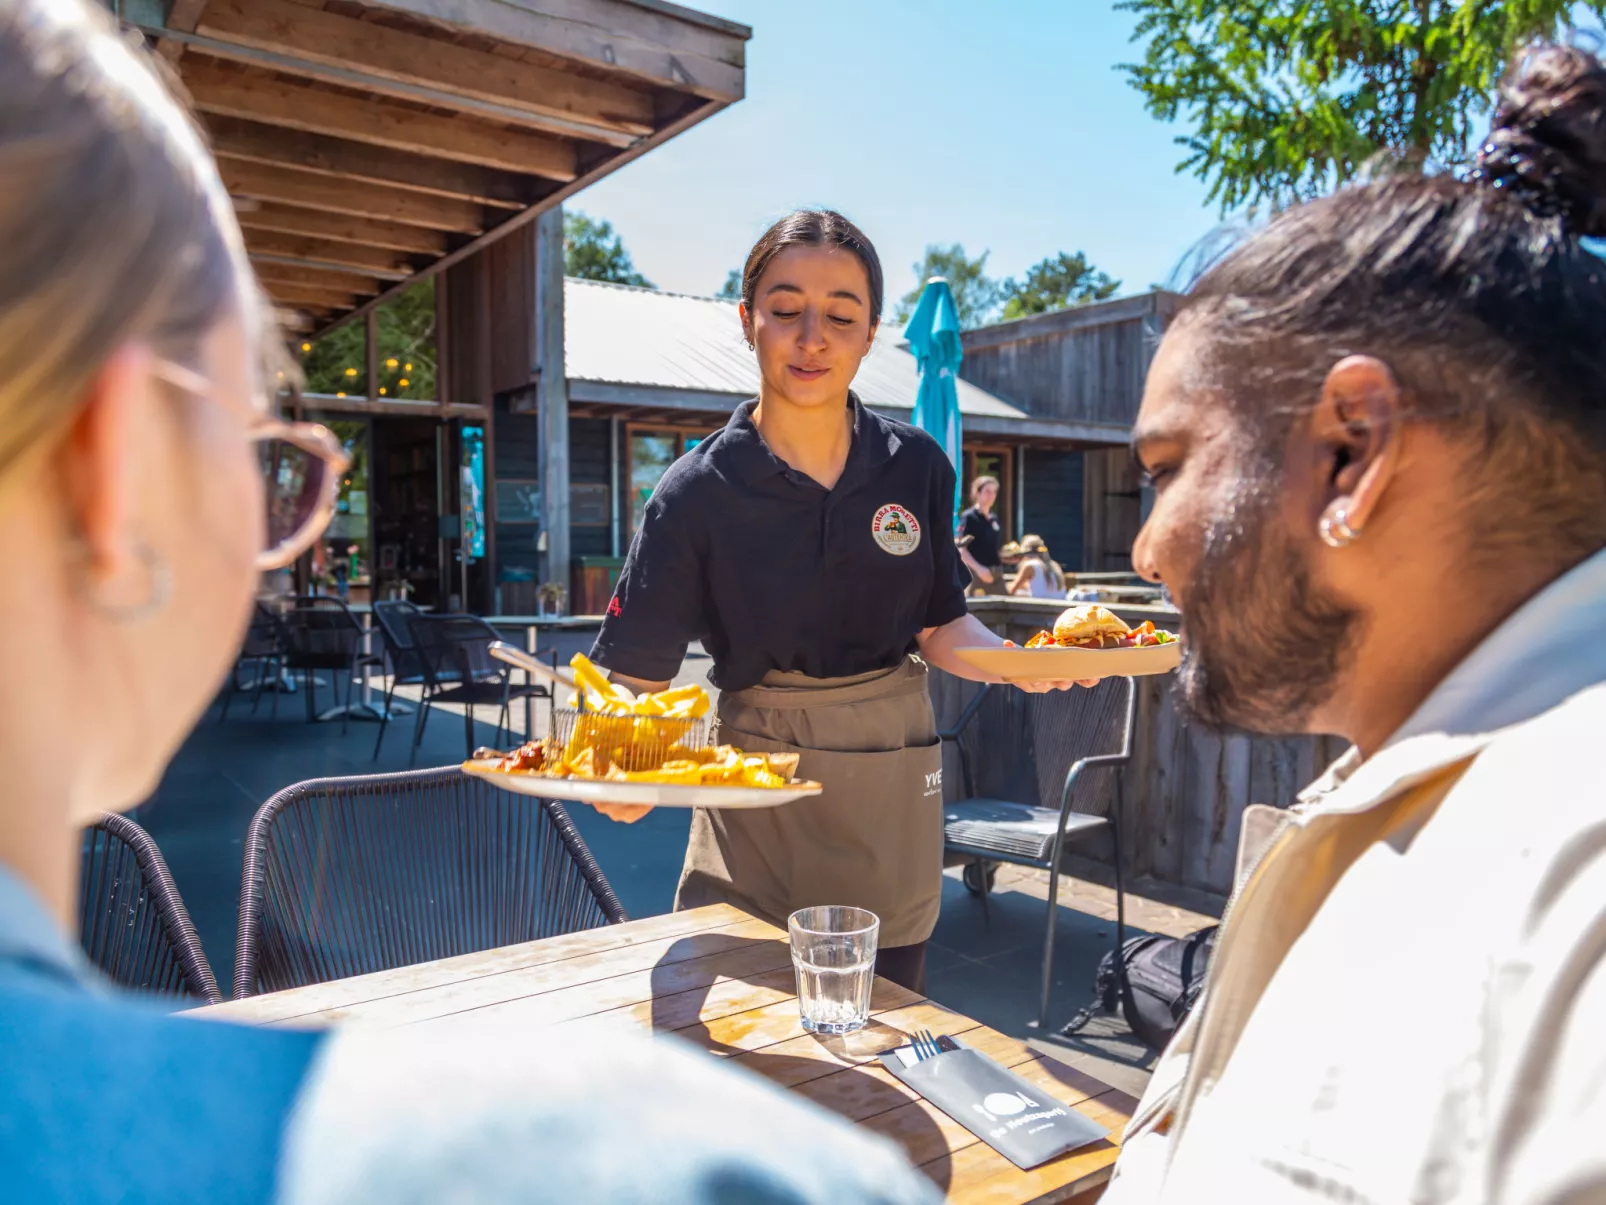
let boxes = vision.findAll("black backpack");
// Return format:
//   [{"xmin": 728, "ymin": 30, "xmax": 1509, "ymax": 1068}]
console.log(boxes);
[{"xmin": 1063, "ymin": 925, "xmax": 1218, "ymax": 1051}]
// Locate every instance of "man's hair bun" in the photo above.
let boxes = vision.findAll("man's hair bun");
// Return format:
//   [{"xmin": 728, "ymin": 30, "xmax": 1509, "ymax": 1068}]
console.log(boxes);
[{"xmin": 1471, "ymin": 42, "xmax": 1606, "ymax": 237}]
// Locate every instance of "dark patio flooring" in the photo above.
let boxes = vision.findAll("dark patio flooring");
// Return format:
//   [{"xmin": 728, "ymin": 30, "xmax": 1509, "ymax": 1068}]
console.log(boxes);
[{"xmin": 129, "ymin": 658, "xmax": 1217, "ymax": 1096}]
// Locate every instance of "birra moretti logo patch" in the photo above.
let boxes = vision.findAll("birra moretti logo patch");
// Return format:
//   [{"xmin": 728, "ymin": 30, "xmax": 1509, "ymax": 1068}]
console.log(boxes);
[{"xmin": 871, "ymin": 504, "xmax": 921, "ymax": 556}]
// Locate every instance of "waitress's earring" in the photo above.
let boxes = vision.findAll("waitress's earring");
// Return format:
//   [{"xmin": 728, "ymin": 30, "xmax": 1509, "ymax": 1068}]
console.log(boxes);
[{"xmin": 1318, "ymin": 502, "xmax": 1362, "ymax": 549}]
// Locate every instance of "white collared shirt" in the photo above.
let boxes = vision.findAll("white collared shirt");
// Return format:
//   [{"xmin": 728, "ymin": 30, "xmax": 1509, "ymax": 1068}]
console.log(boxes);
[{"xmin": 1109, "ymin": 546, "xmax": 1606, "ymax": 1205}]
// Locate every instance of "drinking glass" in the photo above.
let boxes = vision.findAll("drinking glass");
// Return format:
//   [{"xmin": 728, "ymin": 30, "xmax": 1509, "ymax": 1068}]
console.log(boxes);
[{"xmin": 788, "ymin": 906, "xmax": 879, "ymax": 1035}]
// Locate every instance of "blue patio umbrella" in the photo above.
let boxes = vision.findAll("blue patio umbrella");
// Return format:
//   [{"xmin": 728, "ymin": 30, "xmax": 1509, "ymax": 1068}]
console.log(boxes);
[{"xmin": 902, "ymin": 277, "xmax": 964, "ymax": 517}]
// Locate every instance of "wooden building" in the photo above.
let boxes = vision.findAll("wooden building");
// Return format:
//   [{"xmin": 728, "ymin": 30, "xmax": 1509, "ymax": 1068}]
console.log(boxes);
[
  {"xmin": 959, "ymin": 292, "xmax": 1182, "ymax": 572},
  {"xmin": 110, "ymin": 0, "xmax": 752, "ymax": 611},
  {"xmin": 446, "ymin": 273, "xmax": 1147, "ymax": 613}
]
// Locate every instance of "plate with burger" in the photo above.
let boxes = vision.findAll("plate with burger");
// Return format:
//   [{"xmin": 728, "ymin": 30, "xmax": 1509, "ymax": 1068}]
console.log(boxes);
[{"xmin": 955, "ymin": 605, "xmax": 1181, "ymax": 680}]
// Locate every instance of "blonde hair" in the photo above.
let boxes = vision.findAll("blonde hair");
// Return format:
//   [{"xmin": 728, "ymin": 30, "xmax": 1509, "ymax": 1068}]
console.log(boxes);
[
  {"xmin": 0, "ymin": 0, "xmax": 260, "ymax": 485},
  {"xmin": 1018, "ymin": 534, "xmax": 1066, "ymax": 593},
  {"xmin": 970, "ymin": 475, "xmax": 1000, "ymax": 505}
]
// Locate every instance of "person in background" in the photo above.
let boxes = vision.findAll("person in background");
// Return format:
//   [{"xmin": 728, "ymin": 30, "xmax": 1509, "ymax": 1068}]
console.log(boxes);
[
  {"xmin": 1107, "ymin": 42, "xmax": 1606, "ymax": 1203},
  {"xmin": 0, "ymin": 6, "xmax": 942, "ymax": 1203},
  {"xmin": 957, "ymin": 474, "xmax": 1006, "ymax": 594},
  {"xmin": 1008, "ymin": 534, "xmax": 1066, "ymax": 600}
]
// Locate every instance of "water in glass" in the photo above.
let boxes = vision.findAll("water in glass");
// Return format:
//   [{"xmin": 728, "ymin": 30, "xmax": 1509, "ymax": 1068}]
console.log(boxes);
[{"xmin": 789, "ymin": 906, "xmax": 879, "ymax": 1035}]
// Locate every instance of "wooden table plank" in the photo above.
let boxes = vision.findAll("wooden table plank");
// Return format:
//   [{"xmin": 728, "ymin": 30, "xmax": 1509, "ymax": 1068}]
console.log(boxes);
[
  {"xmin": 200, "ymin": 904, "xmax": 752, "ymax": 1025},
  {"xmin": 192, "ymin": 905, "xmax": 1126, "ymax": 1204},
  {"xmin": 306, "ymin": 917, "xmax": 781, "ymax": 1028},
  {"xmin": 405, "ymin": 939, "xmax": 796, "ymax": 1031}
]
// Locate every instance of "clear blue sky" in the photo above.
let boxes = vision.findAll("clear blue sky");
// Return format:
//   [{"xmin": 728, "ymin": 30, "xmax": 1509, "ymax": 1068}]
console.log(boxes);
[{"xmin": 574, "ymin": 0, "xmax": 1222, "ymax": 309}]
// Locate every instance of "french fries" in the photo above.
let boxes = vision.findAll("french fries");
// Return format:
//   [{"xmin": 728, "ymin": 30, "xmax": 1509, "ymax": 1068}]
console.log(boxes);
[{"xmin": 471, "ymin": 655, "xmax": 800, "ymax": 788}]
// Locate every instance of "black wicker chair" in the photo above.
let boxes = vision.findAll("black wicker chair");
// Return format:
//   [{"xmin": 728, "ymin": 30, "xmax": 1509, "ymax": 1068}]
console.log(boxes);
[
  {"xmin": 220, "ymin": 602, "xmax": 285, "ymax": 722},
  {"xmin": 408, "ymin": 613, "xmax": 548, "ymax": 762},
  {"xmin": 233, "ymin": 767, "xmax": 627, "ymax": 997},
  {"xmin": 940, "ymin": 674, "xmax": 1137, "ymax": 1030},
  {"xmin": 79, "ymin": 813, "xmax": 222, "ymax": 1004},
  {"xmin": 369, "ymin": 599, "xmax": 433, "ymax": 760},
  {"xmin": 279, "ymin": 596, "xmax": 374, "ymax": 732}
]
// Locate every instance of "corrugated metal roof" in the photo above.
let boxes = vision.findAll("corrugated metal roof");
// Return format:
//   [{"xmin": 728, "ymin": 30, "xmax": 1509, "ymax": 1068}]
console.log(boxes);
[{"xmin": 563, "ymin": 277, "xmax": 1029, "ymax": 420}]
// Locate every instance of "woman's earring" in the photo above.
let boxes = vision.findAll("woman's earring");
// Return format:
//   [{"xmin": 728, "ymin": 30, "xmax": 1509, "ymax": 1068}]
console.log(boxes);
[
  {"xmin": 74, "ymin": 541, "xmax": 173, "ymax": 623},
  {"xmin": 1318, "ymin": 502, "xmax": 1362, "ymax": 549}
]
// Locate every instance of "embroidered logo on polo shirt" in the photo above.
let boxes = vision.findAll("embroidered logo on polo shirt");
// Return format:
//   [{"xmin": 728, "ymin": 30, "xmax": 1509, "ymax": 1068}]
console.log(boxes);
[{"xmin": 871, "ymin": 504, "xmax": 921, "ymax": 556}]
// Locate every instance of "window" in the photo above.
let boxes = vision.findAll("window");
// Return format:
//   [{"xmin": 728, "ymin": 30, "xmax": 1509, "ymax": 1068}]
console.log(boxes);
[{"xmin": 627, "ymin": 424, "xmax": 715, "ymax": 536}]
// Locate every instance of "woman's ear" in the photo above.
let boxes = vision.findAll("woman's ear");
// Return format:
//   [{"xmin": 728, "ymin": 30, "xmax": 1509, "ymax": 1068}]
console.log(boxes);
[
  {"xmin": 1312, "ymin": 354, "xmax": 1403, "ymax": 539},
  {"xmin": 738, "ymin": 301, "xmax": 754, "ymax": 348},
  {"xmin": 59, "ymin": 343, "xmax": 152, "ymax": 588}
]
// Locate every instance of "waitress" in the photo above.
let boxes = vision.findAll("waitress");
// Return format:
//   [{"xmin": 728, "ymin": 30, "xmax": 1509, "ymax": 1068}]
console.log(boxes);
[{"xmin": 587, "ymin": 209, "xmax": 1073, "ymax": 993}]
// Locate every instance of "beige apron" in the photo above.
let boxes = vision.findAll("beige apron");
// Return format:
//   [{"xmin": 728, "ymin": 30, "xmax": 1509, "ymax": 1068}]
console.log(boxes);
[{"xmin": 673, "ymin": 656, "xmax": 944, "ymax": 947}]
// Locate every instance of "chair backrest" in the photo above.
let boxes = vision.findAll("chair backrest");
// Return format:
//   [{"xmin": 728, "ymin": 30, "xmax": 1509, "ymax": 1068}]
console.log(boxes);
[
  {"xmin": 411, "ymin": 613, "xmax": 505, "ymax": 686},
  {"xmin": 281, "ymin": 596, "xmax": 363, "ymax": 660},
  {"xmin": 953, "ymin": 676, "xmax": 1135, "ymax": 817},
  {"xmin": 79, "ymin": 813, "xmax": 222, "ymax": 1004},
  {"xmin": 234, "ymin": 767, "xmax": 627, "ymax": 997},
  {"xmin": 238, "ymin": 603, "xmax": 282, "ymax": 659},
  {"xmin": 372, "ymin": 600, "xmax": 426, "ymax": 678}
]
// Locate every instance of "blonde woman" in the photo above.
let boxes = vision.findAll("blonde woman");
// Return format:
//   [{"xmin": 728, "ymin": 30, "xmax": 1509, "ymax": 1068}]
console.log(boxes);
[
  {"xmin": 1008, "ymin": 534, "xmax": 1067, "ymax": 599},
  {"xmin": 0, "ymin": 5, "xmax": 941, "ymax": 1203}
]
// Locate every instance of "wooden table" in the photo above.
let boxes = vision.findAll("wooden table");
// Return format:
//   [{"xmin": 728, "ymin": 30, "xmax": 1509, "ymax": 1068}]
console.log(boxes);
[{"xmin": 195, "ymin": 905, "xmax": 1134, "ymax": 1203}]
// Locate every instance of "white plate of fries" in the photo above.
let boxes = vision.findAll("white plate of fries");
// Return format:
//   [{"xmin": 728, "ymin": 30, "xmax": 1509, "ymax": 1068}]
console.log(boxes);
[
  {"xmin": 461, "ymin": 756, "xmax": 824, "ymax": 809},
  {"xmin": 469, "ymin": 647, "xmax": 823, "ymax": 808}
]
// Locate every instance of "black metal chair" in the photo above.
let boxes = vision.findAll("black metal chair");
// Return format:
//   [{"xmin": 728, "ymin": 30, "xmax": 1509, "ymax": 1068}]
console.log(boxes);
[
  {"xmin": 279, "ymin": 596, "xmax": 373, "ymax": 732},
  {"xmin": 220, "ymin": 602, "xmax": 285, "ymax": 722},
  {"xmin": 79, "ymin": 813, "xmax": 222, "ymax": 1004},
  {"xmin": 369, "ymin": 599, "xmax": 432, "ymax": 760},
  {"xmin": 409, "ymin": 613, "xmax": 547, "ymax": 762},
  {"xmin": 940, "ymin": 675, "xmax": 1137, "ymax": 1030},
  {"xmin": 233, "ymin": 767, "xmax": 627, "ymax": 997}
]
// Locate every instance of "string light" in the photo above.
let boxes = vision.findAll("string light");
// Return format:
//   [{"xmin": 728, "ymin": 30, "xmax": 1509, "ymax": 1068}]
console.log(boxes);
[
  {"xmin": 398, "ymin": 378, "xmax": 409, "ymax": 388},
  {"xmin": 404, "ymin": 363, "xmax": 412, "ymax": 372},
  {"xmin": 378, "ymin": 387, "xmax": 387, "ymax": 395},
  {"xmin": 344, "ymin": 367, "xmax": 358, "ymax": 377},
  {"xmin": 336, "ymin": 391, "xmax": 346, "ymax": 398},
  {"xmin": 385, "ymin": 358, "xmax": 398, "ymax": 369}
]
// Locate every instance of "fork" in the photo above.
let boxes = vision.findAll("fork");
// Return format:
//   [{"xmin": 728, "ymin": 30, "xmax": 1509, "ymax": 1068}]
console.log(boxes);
[{"xmin": 911, "ymin": 1028, "xmax": 942, "ymax": 1062}]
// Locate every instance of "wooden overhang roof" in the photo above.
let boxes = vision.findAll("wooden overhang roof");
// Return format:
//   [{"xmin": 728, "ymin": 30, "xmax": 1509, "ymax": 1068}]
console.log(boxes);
[{"xmin": 115, "ymin": 0, "xmax": 750, "ymax": 336}]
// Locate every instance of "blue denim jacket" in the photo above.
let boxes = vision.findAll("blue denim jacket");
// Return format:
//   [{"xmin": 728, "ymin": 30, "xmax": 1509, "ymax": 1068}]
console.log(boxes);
[{"xmin": 0, "ymin": 865, "xmax": 941, "ymax": 1205}]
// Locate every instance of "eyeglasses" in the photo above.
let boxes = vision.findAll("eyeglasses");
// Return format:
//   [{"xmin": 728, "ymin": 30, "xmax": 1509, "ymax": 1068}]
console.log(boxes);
[{"xmin": 153, "ymin": 360, "xmax": 352, "ymax": 570}]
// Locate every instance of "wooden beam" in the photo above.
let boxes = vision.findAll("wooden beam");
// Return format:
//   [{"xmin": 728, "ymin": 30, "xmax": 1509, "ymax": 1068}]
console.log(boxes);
[
  {"xmin": 243, "ymin": 228, "xmax": 419, "ymax": 278},
  {"xmin": 356, "ymin": 0, "xmax": 748, "ymax": 104},
  {"xmin": 236, "ymin": 200, "xmax": 448, "ymax": 256},
  {"xmin": 316, "ymin": 94, "xmax": 729, "ymax": 342},
  {"xmin": 264, "ymin": 282, "xmax": 362, "ymax": 311},
  {"xmin": 208, "ymin": 116, "xmax": 529, "ymax": 209},
  {"xmin": 220, "ymin": 159, "xmax": 484, "ymax": 234},
  {"xmin": 182, "ymin": 59, "xmax": 578, "ymax": 181},
  {"xmin": 536, "ymin": 206, "xmax": 571, "ymax": 596},
  {"xmin": 157, "ymin": 0, "xmax": 210, "ymax": 63},
  {"xmin": 250, "ymin": 261, "xmax": 383, "ymax": 296},
  {"xmin": 195, "ymin": 0, "xmax": 651, "ymax": 145}
]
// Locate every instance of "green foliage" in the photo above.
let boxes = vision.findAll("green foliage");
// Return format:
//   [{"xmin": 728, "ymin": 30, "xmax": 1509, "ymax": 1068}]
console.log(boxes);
[
  {"xmin": 1000, "ymin": 252, "xmax": 1121, "ymax": 320},
  {"xmin": 564, "ymin": 210, "xmax": 654, "ymax": 287},
  {"xmin": 895, "ymin": 244, "xmax": 1002, "ymax": 328},
  {"xmin": 1120, "ymin": 0, "xmax": 1606, "ymax": 212},
  {"xmin": 717, "ymin": 268, "xmax": 743, "ymax": 300},
  {"xmin": 300, "ymin": 278, "xmax": 437, "ymax": 401}
]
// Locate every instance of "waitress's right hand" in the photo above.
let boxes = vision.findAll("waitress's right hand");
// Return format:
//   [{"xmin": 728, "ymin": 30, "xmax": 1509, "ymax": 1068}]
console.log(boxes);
[{"xmin": 592, "ymin": 801, "xmax": 655, "ymax": 824}]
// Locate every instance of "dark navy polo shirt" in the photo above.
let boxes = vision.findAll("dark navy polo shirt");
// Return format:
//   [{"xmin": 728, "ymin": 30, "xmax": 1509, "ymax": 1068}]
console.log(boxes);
[{"xmin": 591, "ymin": 394, "xmax": 969, "ymax": 693}]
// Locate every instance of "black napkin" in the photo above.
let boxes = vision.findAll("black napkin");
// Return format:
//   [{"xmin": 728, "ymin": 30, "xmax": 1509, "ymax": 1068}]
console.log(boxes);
[{"xmin": 881, "ymin": 1039, "xmax": 1108, "ymax": 1170}]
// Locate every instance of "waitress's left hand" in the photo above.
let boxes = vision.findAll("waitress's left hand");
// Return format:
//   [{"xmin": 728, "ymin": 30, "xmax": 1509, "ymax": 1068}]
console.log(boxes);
[
  {"xmin": 592, "ymin": 801, "xmax": 655, "ymax": 824},
  {"xmin": 998, "ymin": 640, "xmax": 1098, "ymax": 691}
]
